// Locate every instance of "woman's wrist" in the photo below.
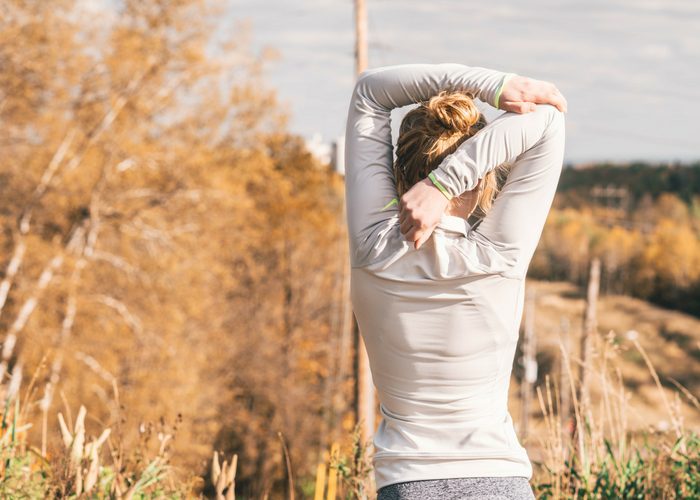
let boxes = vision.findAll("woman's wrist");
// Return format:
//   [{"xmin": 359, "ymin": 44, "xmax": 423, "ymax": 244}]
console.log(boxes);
[
  {"xmin": 494, "ymin": 73, "xmax": 518, "ymax": 109},
  {"xmin": 428, "ymin": 172, "xmax": 454, "ymax": 201}
]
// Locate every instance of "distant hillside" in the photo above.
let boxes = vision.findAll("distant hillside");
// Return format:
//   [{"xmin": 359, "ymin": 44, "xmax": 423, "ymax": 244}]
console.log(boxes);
[{"xmin": 557, "ymin": 161, "xmax": 700, "ymax": 208}]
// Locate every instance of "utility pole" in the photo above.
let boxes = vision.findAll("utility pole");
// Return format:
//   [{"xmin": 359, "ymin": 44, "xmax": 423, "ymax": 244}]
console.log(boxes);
[
  {"xmin": 352, "ymin": 0, "xmax": 375, "ymax": 444},
  {"xmin": 355, "ymin": 0, "xmax": 368, "ymax": 75}
]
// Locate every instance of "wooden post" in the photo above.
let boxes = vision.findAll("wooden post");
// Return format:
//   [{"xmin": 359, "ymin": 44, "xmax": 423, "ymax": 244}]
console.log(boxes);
[
  {"xmin": 559, "ymin": 316, "xmax": 572, "ymax": 453},
  {"xmin": 579, "ymin": 258, "xmax": 600, "ymax": 414},
  {"xmin": 355, "ymin": 0, "xmax": 368, "ymax": 76},
  {"xmin": 353, "ymin": 0, "xmax": 375, "ymax": 444},
  {"xmin": 520, "ymin": 286, "xmax": 537, "ymax": 440}
]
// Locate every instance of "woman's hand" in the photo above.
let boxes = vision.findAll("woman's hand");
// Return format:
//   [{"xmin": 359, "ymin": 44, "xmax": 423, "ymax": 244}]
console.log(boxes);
[
  {"xmin": 399, "ymin": 76, "xmax": 567, "ymax": 250},
  {"xmin": 399, "ymin": 177, "xmax": 451, "ymax": 249},
  {"xmin": 499, "ymin": 75, "xmax": 567, "ymax": 113}
]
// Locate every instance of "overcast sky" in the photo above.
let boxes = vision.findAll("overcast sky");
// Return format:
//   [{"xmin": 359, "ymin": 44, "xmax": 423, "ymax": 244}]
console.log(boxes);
[{"xmin": 228, "ymin": 0, "xmax": 699, "ymax": 163}]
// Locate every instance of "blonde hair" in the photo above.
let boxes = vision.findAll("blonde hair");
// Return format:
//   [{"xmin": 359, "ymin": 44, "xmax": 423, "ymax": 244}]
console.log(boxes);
[{"xmin": 393, "ymin": 90, "xmax": 507, "ymax": 219}]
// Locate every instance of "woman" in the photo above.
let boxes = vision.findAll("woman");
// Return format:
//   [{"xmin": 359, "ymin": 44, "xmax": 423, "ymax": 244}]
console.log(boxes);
[{"xmin": 343, "ymin": 63, "xmax": 566, "ymax": 499}]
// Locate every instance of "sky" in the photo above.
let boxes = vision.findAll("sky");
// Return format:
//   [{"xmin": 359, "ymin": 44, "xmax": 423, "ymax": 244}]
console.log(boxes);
[{"xmin": 227, "ymin": 0, "xmax": 699, "ymax": 163}]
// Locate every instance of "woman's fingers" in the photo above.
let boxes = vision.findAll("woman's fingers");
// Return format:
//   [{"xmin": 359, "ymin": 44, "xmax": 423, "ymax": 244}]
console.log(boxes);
[
  {"xmin": 415, "ymin": 229, "xmax": 432, "ymax": 250},
  {"xmin": 398, "ymin": 177, "xmax": 450, "ymax": 245},
  {"xmin": 500, "ymin": 101, "xmax": 536, "ymax": 114},
  {"xmin": 533, "ymin": 86, "xmax": 567, "ymax": 112},
  {"xmin": 404, "ymin": 224, "xmax": 420, "ymax": 244},
  {"xmin": 502, "ymin": 96, "xmax": 566, "ymax": 114},
  {"xmin": 398, "ymin": 207, "xmax": 409, "ymax": 227},
  {"xmin": 400, "ymin": 215, "xmax": 436, "ymax": 250},
  {"xmin": 550, "ymin": 89, "xmax": 568, "ymax": 113},
  {"xmin": 400, "ymin": 215, "xmax": 416, "ymax": 235},
  {"xmin": 399, "ymin": 203, "xmax": 424, "ymax": 242},
  {"xmin": 500, "ymin": 76, "xmax": 568, "ymax": 113},
  {"xmin": 534, "ymin": 85, "xmax": 567, "ymax": 112}
]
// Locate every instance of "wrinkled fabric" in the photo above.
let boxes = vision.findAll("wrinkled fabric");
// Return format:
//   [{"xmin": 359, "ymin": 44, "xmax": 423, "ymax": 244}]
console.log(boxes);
[{"xmin": 343, "ymin": 64, "xmax": 566, "ymax": 491}]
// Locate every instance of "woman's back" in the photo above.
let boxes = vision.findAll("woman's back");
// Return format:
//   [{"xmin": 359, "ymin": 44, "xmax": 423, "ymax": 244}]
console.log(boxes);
[
  {"xmin": 352, "ymin": 218, "xmax": 531, "ymax": 489},
  {"xmin": 343, "ymin": 63, "xmax": 566, "ymax": 493}
]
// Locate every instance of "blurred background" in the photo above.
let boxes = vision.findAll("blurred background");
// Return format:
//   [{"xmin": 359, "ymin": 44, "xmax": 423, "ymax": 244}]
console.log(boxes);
[{"xmin": 0, "ymin": 0, "xmax": 698, "ymax": 498}]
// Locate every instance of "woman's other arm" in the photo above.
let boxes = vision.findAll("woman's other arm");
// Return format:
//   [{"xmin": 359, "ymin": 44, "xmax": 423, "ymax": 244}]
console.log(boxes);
[
  {"xmin": 474, "ymin": 105, "xmax": 565, "ymax": 278},
  {"xmin": 344, "ymin": 63, "xmax": 516, "ymax": 267}
]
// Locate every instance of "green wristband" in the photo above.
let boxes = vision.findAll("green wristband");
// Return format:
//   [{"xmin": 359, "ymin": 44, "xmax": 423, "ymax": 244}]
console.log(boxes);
[
  {"xmin": 494, "ymin": 73, "xmax": 517, "ymax": 109},
  {"xmin": 428, "ymin": 172, "xmax": 453, "ymax": 201}
]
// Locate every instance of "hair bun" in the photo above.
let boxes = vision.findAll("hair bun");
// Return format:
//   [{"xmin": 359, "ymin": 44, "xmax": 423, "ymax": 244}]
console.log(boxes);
[
  {"xmin": 393, "ymin": 89, "xmax": 495, "ymax": 201},
  {"xmin": 426, "ymin": 91, "xmax": 481, "ymax": 135}
]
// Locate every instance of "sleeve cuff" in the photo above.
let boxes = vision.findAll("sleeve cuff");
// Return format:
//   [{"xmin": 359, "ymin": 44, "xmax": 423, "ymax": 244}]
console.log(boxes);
[
  {"xmin": 428, "ymin": 172, "xmax": 454, "ymax": 201},
  {"xmin": 381, "ymin": 197, "xmax": 399, "ymax": 211},
  {"xmin": 494, "ymin": 73, "xmax": 517, "ymax": 108}
]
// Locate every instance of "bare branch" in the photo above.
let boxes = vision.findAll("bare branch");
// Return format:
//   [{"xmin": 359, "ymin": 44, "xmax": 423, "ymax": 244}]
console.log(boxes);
[
  {"xmin": 0, "ymin": 239, "xmax": 26, "ymax": 319},
  {"xmin": 0, "ymin": 253, "xmax": 65, "ymax": 381},
  {"xmin": 90, "ymin": 250, "xmax": 145, "ymax": 281},
  {"xmin": 74, "ymin": 350, "xmax": 116, "ymax": 384},
  {"xmin": 18, "ymin": 128, "xmax": 77, "ymax": 234},
  {"xmin": 91, "ymin": 294, "xmax": 144, "ymax": 339}
]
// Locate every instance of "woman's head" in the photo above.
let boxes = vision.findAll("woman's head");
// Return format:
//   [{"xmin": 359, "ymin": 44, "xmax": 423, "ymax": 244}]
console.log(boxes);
[{"xmin": 393, "ymin": 91, "xmax": 504, "ymax": 219}]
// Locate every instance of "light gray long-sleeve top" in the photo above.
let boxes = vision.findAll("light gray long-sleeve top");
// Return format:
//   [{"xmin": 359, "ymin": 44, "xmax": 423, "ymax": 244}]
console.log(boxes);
[{"xmin": 343, "ymin": 63, "xmax": 566, "ymax": 491}]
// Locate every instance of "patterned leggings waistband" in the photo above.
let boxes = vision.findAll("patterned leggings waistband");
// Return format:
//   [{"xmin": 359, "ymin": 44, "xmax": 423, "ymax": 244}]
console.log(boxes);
[{"xmin": 376, "ymin": 476, "xmax": 535, "ymax": 500}]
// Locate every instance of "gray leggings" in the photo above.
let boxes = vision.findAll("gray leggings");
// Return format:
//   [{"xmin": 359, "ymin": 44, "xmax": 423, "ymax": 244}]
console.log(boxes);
[{"xmin": 376, "ymin": 476, "xmax": 536, "ymax": 500}]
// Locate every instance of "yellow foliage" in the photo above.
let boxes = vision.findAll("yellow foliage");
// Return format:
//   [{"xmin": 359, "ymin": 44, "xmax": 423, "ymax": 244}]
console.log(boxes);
[{"xmin": 642, "ymin": 218, "xmax": 700, "ymax": 287}]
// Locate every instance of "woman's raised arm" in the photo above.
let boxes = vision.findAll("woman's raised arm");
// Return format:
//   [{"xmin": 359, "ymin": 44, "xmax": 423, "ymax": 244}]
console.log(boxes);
[
  {"xmin": 344, "ymin": 63, "xmax": 513, "ymax": 267},
  {"xmin": 400, "ymin": 104, "xmax": 566, "ymax": 279}
]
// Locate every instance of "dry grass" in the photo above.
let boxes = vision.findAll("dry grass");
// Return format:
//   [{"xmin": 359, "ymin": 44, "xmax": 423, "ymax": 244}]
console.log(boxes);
[{"xmin": 0, "ymin": 373, "xmax": 198, "ymax": 498}]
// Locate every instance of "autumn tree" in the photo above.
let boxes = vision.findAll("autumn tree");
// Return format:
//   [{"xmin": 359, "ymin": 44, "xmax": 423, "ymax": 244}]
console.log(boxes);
[{"xmin": 1, "ymin": 1, "xmax": 350, "ymax": 497}]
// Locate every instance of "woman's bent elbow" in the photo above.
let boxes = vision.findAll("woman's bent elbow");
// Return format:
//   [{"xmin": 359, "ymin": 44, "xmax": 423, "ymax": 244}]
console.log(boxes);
[{"xmin": 536, "ymin": 104, "xmax": 566, "ymax": 147}]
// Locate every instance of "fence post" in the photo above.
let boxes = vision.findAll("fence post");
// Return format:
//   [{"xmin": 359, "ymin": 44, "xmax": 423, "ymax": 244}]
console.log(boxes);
[
  {"xmin": 579, "ymin": 258, "xmax": 600, "ymax": 415},
  {"xmin": 559, "ymin": 315, "xmax": 572, "ymax": 454}
]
